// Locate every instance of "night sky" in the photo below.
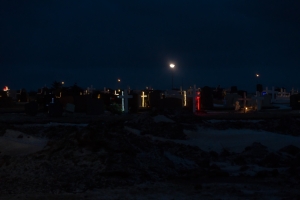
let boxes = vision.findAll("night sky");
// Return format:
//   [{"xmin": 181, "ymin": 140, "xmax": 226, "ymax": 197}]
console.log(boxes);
[{"xmin": 1, "ymin": 1, "xmax": 299, "ymax": 92}]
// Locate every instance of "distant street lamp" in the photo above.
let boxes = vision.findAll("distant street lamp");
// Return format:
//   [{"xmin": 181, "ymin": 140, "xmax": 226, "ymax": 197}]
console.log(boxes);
[
  {"xmin": 170, "ymin": 64, "xmax": 175, "ymax": 90},
  {"xmin": 117, "ymin": 78, "xmax": 121, "ymax": 92}
]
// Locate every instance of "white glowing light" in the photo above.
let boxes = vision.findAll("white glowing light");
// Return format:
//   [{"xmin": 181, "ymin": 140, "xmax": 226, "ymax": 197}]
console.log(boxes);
[{"xmin": 170, "ymin": 64, "xmax": 175, "ymax": 68}]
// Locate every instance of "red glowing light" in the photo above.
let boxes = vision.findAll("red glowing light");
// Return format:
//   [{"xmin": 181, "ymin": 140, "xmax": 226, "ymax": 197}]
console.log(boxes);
[
  {"xmin": 3, "ymin": 86, "xmax": 8, "ymax": 91},
  {"xmin": 196, "ymin": 95, "xmax": 201, "ymax": 111}
]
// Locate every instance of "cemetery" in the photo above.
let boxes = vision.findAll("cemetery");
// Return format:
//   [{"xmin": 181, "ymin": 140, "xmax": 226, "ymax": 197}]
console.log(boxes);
[{"xmin": 0, "ymin": 82, "xmax": 300, "ymax": 199}]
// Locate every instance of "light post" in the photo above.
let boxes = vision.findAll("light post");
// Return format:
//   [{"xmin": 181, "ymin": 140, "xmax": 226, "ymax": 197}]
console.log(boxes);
[
  {"xmin": 255, "ymin": 74, "xmax": 260, "ymax": 92},
  {"xmin": 170, "ymin": 64, "xmax": 175, "ymax": 90},
  {"xmin": 117, "ymin": 78, "xmax": 121, "ymax": 93}
]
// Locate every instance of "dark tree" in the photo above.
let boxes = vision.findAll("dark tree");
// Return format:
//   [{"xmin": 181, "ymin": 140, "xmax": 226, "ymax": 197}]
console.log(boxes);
[
  {"xmin": 70, "ymin": 83, "xmax": 84, "ymax": 96},
  {"xmin": 51, "ymin": 81, "xmax": 62, "ymax": 90}
]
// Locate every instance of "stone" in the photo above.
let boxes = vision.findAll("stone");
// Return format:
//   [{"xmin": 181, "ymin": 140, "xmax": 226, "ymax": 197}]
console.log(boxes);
[
  {"xmin": 65, "ymin": 103, "xmax": 75, "ymax": 113},
  {"xmin": 234, "ymin": 101, "xmax": 240, "ymax": 111}
]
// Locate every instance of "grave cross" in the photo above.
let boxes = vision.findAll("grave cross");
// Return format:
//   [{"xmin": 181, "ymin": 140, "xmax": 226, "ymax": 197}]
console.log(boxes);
[
  {"xmin": 277, "ymin": 88, "xmax": 284, "ymax": 97},
  {"xmin": 141, "ymin": 91, "xmax": 148, "ymax": 107},
  {"xmin": 117, "ymin": 91, "xmax": 132, "ymax": 113},
  {"xmin": 186, "ymin": 85, "xmax": 199, "ymax": 113},
  {"xmin": 251, "ymin": 91, "xmax": 264, "ymax": 111},
  {"xmin": 87, "ymin": 85, "xmax": 95, "ymax": 94},
  {"xmin": 291, "ymin": 88, "xmax": 299, "ymax": 95},
  {"xmin": 277, "ymin": 90, "xmax": 289, "ymax": 98},
  {"xmin": 291, "ymin": 88, "xmax": 295, "ymax": 95},
  {"xmin": 265, "ymin": 86, "xmax": 276, "ymax": 103},
  {"xmin": 179, "ymin": 86, "xmax": 188, "ymax": 106},
  {"xmin": 238, "ymin": 92, "xmax": 251, "ymax": 113}
]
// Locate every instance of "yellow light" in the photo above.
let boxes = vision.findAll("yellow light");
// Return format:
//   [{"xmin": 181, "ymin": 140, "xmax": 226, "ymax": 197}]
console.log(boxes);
[
  {"xmin": 183, "ymin": 91, "xmax": 187, "ymax": 106},
  {"xmin": 256, "ymin": 74, "xmax": 259, "ymax": 77},
  {"xmin": 141, "ymin": 91, "xmax": 148, "ymax": 107},
  {"xmin": 118, "ymin": 89, "xmax": 120, "ymax": 92},
  {"xmin": 118, "ymin": 79, "xmax": 121, "ymax": 82},
  {"xmin": 97, "ymin": 94, "xmax": 100, "ymax": 99},
  {"xmin": 170, "ymin": 64, "xmax": 175, "ymax": 68},
  {"xmin": 61, "ymin": 82, "xmax": 64, "ymax": 85}
]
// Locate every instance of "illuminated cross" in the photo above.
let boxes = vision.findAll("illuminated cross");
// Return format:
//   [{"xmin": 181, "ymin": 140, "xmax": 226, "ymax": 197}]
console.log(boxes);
[
  {"xmin": 183, "ymin": 90, "xmax": 187, "ymax": 106},
  {"xmin": 141, "ymin": 91, "xmax": 147, "ymax": 107},
  {"xmin": 117, "ymin": 91, "xmax": 132, "ymax": 113}
]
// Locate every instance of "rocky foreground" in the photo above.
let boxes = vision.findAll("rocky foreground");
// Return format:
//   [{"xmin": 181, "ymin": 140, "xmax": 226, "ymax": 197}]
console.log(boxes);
[{"xmin": 0, "ymin": 113, "xmax": 300, "ymax": 199}]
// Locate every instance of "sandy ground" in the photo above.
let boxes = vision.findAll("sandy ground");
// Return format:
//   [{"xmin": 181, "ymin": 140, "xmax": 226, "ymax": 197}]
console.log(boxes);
[
  {"xmin": 0, "ymin": 129, "xmax": 48, "ymax": 156},
  {"xmin": 153, "ymin": 115, "xmax": 175, "ymax": 123},
  {"xmin": 0, "ymin": 180, "xmax": 290, "ymax": 200},
  {"xmin": 1, "ymin": 114, "xmax": 300, "ymax": 199},
  {"xmin": 182, "ymin": 128, "xmax": 300, "ymax": 153},
  {"xmin": 125, "ymin": 123, "xmax": 300, "ymax": 153}
]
